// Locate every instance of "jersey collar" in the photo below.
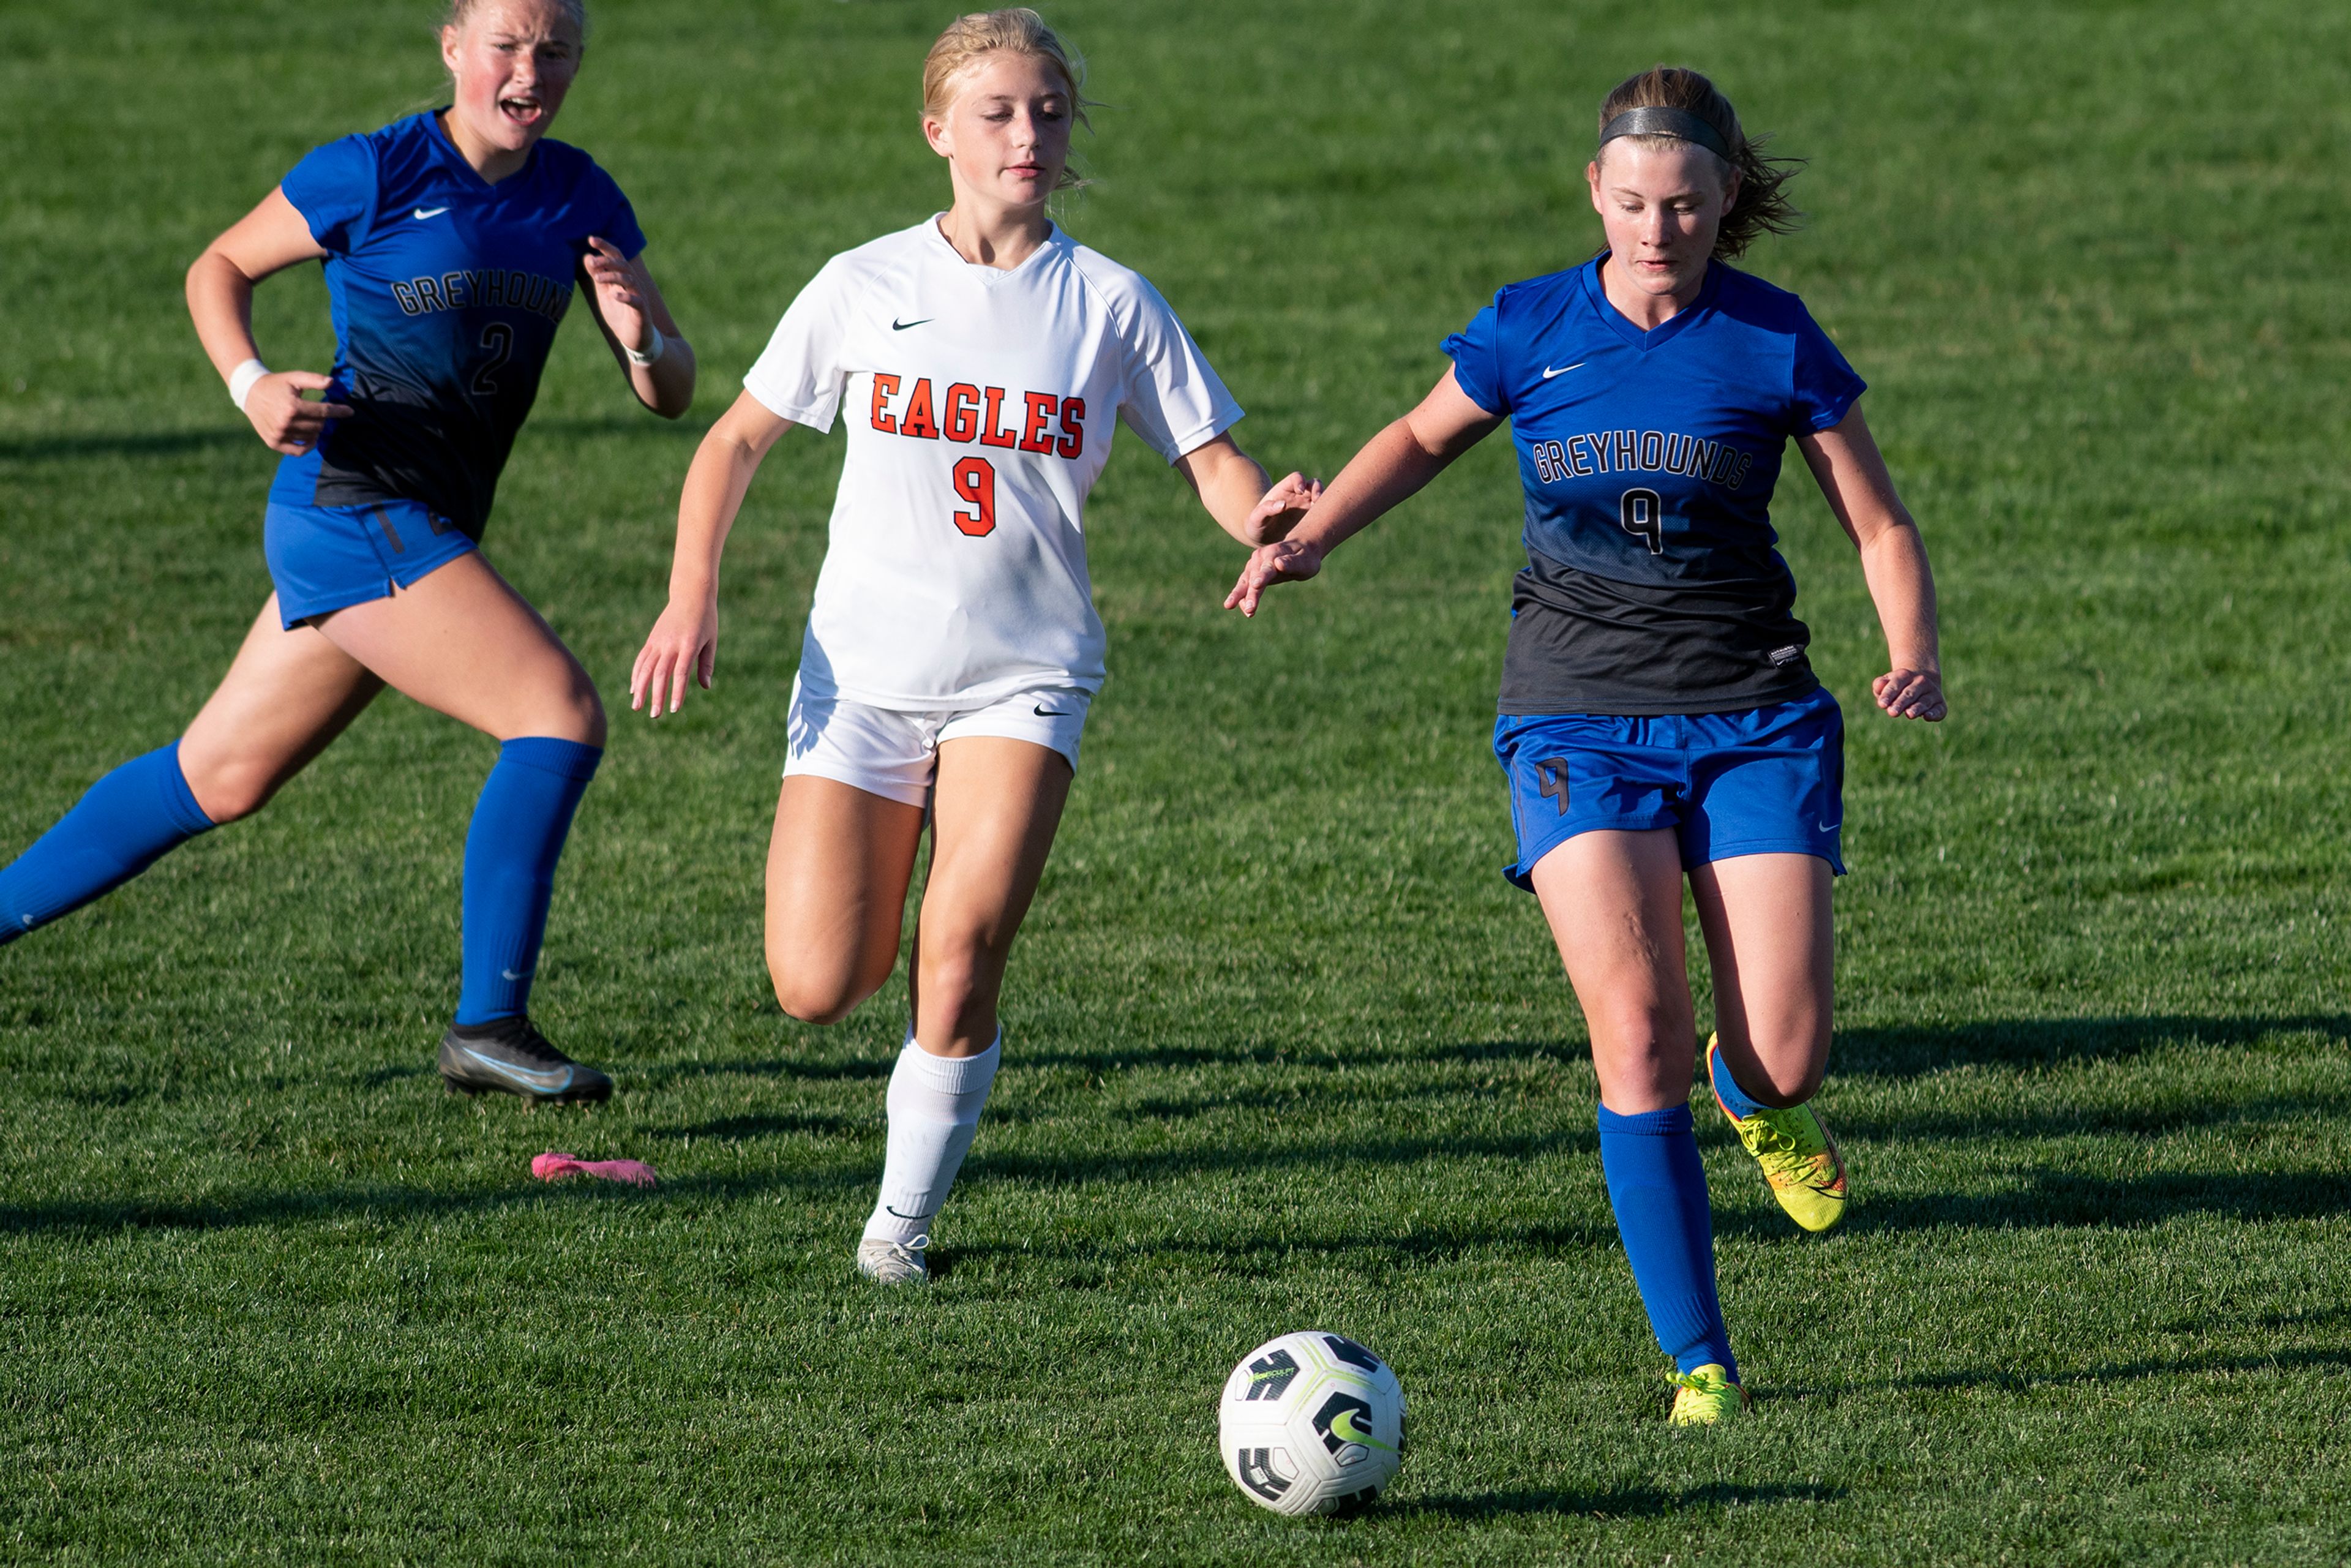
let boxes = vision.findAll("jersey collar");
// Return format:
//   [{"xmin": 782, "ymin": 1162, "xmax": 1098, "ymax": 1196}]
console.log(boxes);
[
  {"xmin": 423, "ymin": 107, "xmax": 541, "ymax": 194},
  {"xmin": 1581, "ymin": 254, "xmax": 1722, "ymax": 353},
  {"xmin": 926, "ymin": 214, "xmax": 1065, "ymax": 285}
]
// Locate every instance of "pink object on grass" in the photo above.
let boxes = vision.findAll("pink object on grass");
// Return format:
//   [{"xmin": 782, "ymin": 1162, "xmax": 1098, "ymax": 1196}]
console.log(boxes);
[{"xmin": 533, "ymin": 1150, "xmax": 658, "ymax": 1188}]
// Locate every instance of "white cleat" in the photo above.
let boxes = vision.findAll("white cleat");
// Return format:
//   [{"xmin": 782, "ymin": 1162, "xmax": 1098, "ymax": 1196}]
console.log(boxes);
[{"xmin": 857, "ymin": 1235, "xmax": 930, "ymax": 1285}]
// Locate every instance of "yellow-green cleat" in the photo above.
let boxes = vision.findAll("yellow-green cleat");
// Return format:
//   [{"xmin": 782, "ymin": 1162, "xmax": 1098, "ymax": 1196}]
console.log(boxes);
[
  {"xmin": 1667, "ymin": 1364, "xmax": 1749, "ymax": 1426},
  {"xmin": 1707, "ymin": 1035, "xmax": 1848, "ymax": 1234}
]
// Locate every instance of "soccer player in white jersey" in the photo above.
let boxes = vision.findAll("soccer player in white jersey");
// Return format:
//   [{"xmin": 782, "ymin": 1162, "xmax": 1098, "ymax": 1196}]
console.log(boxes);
[{"xmin": 629, "ymin": 9, "xmax": 1317, "ymax": 1283}]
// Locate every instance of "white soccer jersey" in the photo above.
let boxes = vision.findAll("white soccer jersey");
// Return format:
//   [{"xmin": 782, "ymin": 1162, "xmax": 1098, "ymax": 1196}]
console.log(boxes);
[{"xmin": 742, "ymin": 218, "xmax": 1244, "ymax": 710}]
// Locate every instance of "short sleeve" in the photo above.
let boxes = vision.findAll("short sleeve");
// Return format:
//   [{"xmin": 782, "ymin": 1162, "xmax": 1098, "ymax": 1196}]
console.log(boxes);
[
  {"xmin": 581, "ymin": 162, "xmax": 648, "ymax": 259},
  {"xmin": 1440, "ymin": 299, "xmax": 1510, "ymax": 417},
  {"xmin": 1789, "ymin": 309, "xmax": 1866, "ymax": 433},
  {"xmin": 1112, "ymin": 279, "xmax": 1243, "ymax": 463},
  {"xmin": 280, "ymin": 135, "xmax": 378, "ymax": 255},
  {"xmin": 741, "ymin": 258, "xmax": 859, "ymax": 431}
]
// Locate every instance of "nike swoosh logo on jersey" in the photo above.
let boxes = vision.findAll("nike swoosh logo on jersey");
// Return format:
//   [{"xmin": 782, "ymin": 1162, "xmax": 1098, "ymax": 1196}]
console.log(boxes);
[
  {"xmin": 412, "ymin": 206, "xmax": 450, "ymax": 220},
  {"xmin": 891, "ymin": 317, "xmax": 932, "ymax": 331},
  {"xmin": 454, "ymin": 1046, "xmax": 574, "ymax": 1092},
  {"xmin": 1542, "ymin": 362, "xmax": 1586, "ymax": 378}
]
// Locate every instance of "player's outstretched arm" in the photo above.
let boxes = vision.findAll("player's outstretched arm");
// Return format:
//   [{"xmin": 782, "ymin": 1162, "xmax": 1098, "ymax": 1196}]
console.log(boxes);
[
  {"xmin": 1171, "ymin": 434, "xmax": 1322, "ymax": 547},
  {"xmin": 1224, "ymin": 368, "xmax": 1501, "ymax": 617},
  {"xmin": 186, "ymin": 189, "xmax": 353, "ymax": 456},
  {"xmin": 1798, "ymin": 404, "xmax": 1946, "ymax": 722},
  {"xmin": 631, "ymin": 391, "xmax": 795, "ymax": 718},
  {"xmin": 581, "ymin": 238, "xmax": 696, "ymax": 419}
]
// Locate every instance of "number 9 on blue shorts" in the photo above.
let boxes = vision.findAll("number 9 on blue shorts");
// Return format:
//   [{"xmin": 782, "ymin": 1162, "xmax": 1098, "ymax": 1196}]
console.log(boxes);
[{"xmin": 1491, "ymin": 686, "xmax": 1847, "ymax": 890}]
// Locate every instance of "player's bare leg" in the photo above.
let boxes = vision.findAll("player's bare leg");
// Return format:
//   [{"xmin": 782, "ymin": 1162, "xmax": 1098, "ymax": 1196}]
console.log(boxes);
[
  {"xmin": 1529, "ymin": 828, "xmax": 1697, "ymax": 1113},
  {"xmin": 315, "ymin": 550, "xmax": 613, "ymax": 1103},
  {"xmin": 311, "ymin": 551, "xmax": 602, "ymax": 745},
  {"xmin": 1690, "ymin": 853, "xmax": 1833, "ymax": 1106},
  {"xmin": 913, "ymin": 735, "xmax": 1072, "ymax": 1056},
  {"xmin": 1691, "ymin": 852, "xmax": 1847, "ymax": 1232},
  {"xmin": 763, "ymin": 778, "xmax": 926, "ymax": 1026},
  {"xmin": 177, "ymin": 598, "xmax": 385, "ymax": 823},
  {"xmin": 1530, "ymin": 828, "xmax": 1745, "ymax": 1415},
  {"xmin": 854, "ymin": 737, "xmax": 1071, "ymax": 1282}
]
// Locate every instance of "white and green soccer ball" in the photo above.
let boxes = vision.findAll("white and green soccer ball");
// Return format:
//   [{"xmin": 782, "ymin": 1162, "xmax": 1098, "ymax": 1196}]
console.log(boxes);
[{"xmin": 1218, "ymin": 1330, "xmax": 1406, "ymax": 1517}]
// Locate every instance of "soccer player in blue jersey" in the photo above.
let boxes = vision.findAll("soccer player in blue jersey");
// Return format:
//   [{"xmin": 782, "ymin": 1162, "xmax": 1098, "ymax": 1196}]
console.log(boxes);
[
  {"xmin": 0, "ymin": 0, "xmax": 693, "ymax": 1103},
  {"xmin": 1229, "ymin": 67, "xmax": 1945, "ymax": 1423}
]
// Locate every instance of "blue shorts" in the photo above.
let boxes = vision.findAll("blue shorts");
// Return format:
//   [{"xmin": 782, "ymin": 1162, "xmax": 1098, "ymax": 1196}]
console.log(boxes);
[
  {"xmin": 1493, "ymin": 686, "xmax": 1846, "ymax": 890},
  {"xmin": 263, "ymin": 498, "xmax": 477, "ymax": 627}
]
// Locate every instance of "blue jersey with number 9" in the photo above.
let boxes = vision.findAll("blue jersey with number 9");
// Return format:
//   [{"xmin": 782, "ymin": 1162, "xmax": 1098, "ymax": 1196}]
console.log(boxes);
[
  {"xmin": 269, "ymin": 111, "xmax": 645, "ymax": 536},
  {"xmin": 1444, "ymin": 256, "xmax": 1865, "ymax": 716}
]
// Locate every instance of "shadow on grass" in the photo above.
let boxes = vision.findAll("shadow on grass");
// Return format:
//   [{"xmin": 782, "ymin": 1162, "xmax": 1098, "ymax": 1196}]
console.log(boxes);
[
  {"xmin": 0, "ymin": 1163, "xmax": 869, "ymax": 1237},
  {"xmin": 1021, "ymin": 1038, "xmax": 1567, "ymax": 1077},
  {"xmin": 1397, "ymin": 1480, "xmax": 1843, "ymax": 1520},
  {"xmin": 1845, "ymin": 1168, "xmax": 2351, "ymax": 1234},
  {"xmin": 0, "ymin": 415, "xmax": 688, "ymax": 467},
  {"xmin": 931, "ymin": 1216, "xmax": 1619, "ymax": 1281},
  {"xmin": 1836, "ymin": 1014, "xmax": 2351, "ymax": 1078},
  {"xmin": 647, "ymin": 1109, "xmax": 860, "ymax": 1141},
  {"xmin": 0, "ymin": 429, "xmax": 252, "ymax": 464},
  {"xmin": 1831, "ymin": 1094, "xmax": 2346, "ymax": 1146},
  {"xmin": 628, "ymin": 1054, "xmax": 893, "ymax": 1088},
  {"xmin": 997, "ymin": 1015, "xmax": 2350, "ymax": 1084},
  {"xmin": 966, "ymin": 1128, "xmax": 1592, "ymax": 1189},
  {"xmin": 13, "ymin": 1015, "xmax": 2345, "ymax": 1242},
  {"xmin": 0, "ymin": 1125, "xmax": 1592, "ymax": 1239},
  {"xmin": 1777, "ymin": 1345, "xmax": 2351, "ymax": 1403}
]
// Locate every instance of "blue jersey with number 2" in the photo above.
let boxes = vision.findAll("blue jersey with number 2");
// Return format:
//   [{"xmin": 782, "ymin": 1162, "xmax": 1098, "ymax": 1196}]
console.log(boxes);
[{"xmin": 271, "ymin": 111, "xmax": 644, "ymax": 534}]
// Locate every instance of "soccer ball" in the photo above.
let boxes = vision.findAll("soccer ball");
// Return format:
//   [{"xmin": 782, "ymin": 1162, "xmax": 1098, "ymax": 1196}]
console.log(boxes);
[{"xmin": 1218, "ymin": 1330, "xmax": 1406, "ymax": 1516}]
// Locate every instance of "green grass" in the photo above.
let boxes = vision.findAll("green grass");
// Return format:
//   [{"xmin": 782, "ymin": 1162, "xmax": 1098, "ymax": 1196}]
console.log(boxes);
[{"xmin": 6, "ymin": 0, "xmax": 2351, "ymax": 1561}]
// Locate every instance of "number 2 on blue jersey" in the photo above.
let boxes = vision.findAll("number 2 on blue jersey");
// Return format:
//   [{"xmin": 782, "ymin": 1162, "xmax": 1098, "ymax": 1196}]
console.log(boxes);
[{"xmin": 471, "ymin": 323, "xmax": 514, "ymax": 397}]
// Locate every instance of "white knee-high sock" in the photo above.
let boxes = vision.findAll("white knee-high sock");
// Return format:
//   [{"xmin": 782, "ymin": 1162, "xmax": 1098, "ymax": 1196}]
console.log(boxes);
[{"xmin": 863, "ymin": 1030, "xmax": 1002, "ymax": 1245}]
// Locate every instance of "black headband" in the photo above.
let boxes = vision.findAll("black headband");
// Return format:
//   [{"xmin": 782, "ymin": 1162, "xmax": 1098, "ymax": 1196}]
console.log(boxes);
[{"xmin": 1598, "ymin": 106, "xmax": 1732, "ymax": 161}]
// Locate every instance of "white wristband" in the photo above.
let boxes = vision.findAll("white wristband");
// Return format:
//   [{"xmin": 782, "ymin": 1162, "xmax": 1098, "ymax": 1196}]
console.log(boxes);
[
  {"xmin": 227, "ymin": 358, "xmax": 271, "ymax": 413},
  {"xmin": 624, "ymin": 326, "xmax": 666, "ymax": 367}
]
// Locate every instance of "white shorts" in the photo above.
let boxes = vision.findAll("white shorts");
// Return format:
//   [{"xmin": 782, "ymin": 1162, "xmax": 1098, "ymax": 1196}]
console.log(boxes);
[{"xmin": 782, "ymin": 675, "xmax": 1092, "ymax": 808}]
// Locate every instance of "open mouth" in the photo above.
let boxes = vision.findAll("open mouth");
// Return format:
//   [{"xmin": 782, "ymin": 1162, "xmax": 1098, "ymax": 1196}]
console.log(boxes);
[{"xmin": 499, "ymin": 95, "xmax": 545, "ymax": 129}]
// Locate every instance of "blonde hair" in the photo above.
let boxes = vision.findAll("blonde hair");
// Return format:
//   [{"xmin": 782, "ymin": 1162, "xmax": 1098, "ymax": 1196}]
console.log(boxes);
[
  {"xmin": 922, "ymin": 8, "xmax": 1091, "ymax": 189},
  {"xmin": 1596, "ymin": 67, "xmax": 1801, "ymax": 260},
  {"xmin": 443, "ymin": 0, "xmax": 588, "ymax": 42}
]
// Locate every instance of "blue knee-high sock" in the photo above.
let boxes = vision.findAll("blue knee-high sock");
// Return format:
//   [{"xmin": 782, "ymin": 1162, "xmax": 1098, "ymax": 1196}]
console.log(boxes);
[
  {"xmin": 1597, "ymin": 1102, "xmax": 1738, "ymax": 1379},
  {"xmin": 454, "ymin": 738, "xmax": 601, "ymax": 1026},
  {"xmin": 0, "ymin": 742, "xmax": 216, "ymax": 944},
  {"xmin": 1708, "ymin": 1046, "xmax": 1774, "ymax": 1120}
]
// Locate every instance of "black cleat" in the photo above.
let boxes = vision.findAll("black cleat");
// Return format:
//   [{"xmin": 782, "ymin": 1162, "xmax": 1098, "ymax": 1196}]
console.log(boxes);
[{"xmin": 437, "ymin": 1017, "xmax": 612, "ymax": 1104}]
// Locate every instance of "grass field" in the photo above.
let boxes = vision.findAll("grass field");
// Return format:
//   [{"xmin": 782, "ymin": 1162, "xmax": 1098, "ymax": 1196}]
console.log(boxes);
[{"xmin": 7, "ymin": 0, "xmax": 2351, "ymax": 1561}]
